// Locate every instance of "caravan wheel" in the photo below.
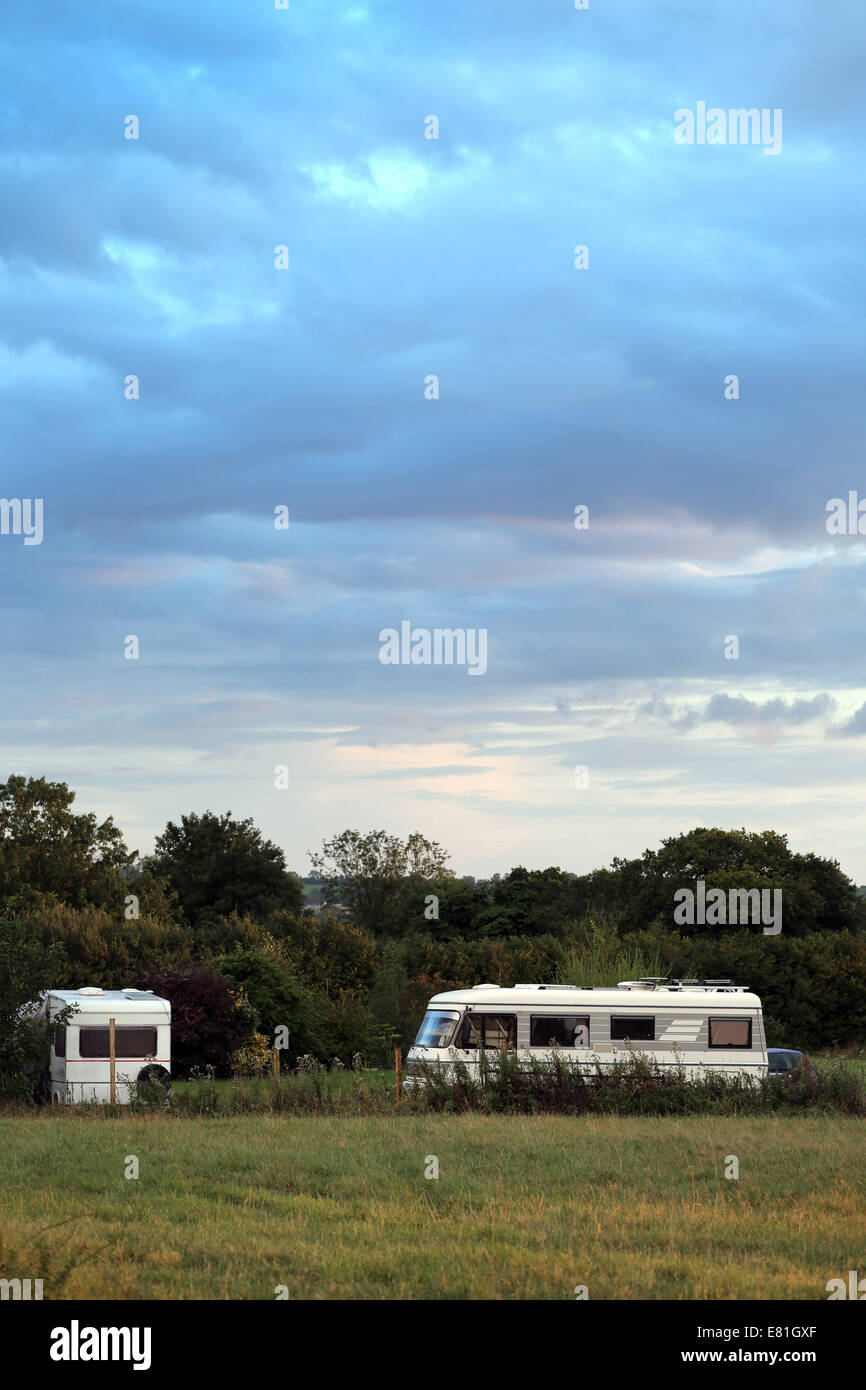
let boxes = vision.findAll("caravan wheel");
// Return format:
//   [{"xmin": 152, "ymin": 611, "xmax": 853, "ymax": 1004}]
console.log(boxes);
[{"xmin": 137, "ymin": 1064, "xmax": 171, "ymax": 1094}]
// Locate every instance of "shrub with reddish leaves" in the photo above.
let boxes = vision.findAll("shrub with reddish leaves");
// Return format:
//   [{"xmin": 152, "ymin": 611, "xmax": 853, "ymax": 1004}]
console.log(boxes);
[{"xmin": 134, "ymin": 965, "xmax": 252, "ymax": 1077}]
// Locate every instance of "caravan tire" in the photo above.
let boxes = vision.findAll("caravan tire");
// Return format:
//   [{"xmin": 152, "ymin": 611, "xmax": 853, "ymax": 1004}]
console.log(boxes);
[{"xmin": 137, "ymin": 1064, "xmax": 171, "ymax": 1093}]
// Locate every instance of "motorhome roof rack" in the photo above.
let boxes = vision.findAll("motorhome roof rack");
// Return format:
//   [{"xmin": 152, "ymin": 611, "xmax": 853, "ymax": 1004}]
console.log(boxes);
[
  {"xmin": 514, "ymin": 983, "xmax": 580, "ymax": 990},
  {"xmin": 503, "ymin": 979, "xmax": 751, "ymax": 993},
  {"xmin": 669, "ymin": 977, "xmax": 734, "ymax": 986},
  {"xmin": 668, "ymin": 978, "xmax": 749, "ymax": 991},
  {"xmin": 617, "ymin": 977, "xmax": 750, "ymax": 992}
]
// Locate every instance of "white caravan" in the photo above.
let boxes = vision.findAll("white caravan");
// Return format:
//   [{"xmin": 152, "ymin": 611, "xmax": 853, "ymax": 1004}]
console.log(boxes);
[
  {"xmin": 406, "ymin": 979, "xmax": 767, "ymax": 1084},
  {"xmin": 34, "ymin": 987, "xmax": 171, "ymax": 1104}
]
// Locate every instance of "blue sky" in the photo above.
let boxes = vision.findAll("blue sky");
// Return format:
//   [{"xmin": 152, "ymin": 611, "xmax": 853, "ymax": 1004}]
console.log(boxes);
[{"xmin": 2, "ymin": 0, "xmax": 866, "ymax": 881}]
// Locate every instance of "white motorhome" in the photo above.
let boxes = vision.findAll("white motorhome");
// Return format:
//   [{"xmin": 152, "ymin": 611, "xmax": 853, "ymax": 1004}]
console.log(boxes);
[
  {"xmin": 406, "ymin": 979, "xmax": 767, "ymax": 1084},
  {"xmin": 34, "ymin": 988, "xmax": 171, "ymax": 1104}
]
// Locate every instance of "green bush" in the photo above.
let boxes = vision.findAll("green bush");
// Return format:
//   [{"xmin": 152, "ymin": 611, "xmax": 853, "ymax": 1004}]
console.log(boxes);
[
  {"xmin": 0, "ymin": 920, "xmax": 69, "ymax": 1099},
  {"xmin": 216, "ymin": 946, "xmax": 325, "ymax": 1063}
]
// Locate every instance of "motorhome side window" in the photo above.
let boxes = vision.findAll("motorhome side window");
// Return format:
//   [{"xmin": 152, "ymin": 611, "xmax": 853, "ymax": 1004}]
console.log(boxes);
[
  {"xmin": 610, "ymin": 1016, "xmax": 655, "ymax": 1042},
  {"xmin": 78, "ymin": 1027, "xmax": 158, "ymax": 1058},
  {"xmin": 708, "ymin": 1017, "xmax": 752, "ymax": 1048},
  {"xmin": 53, "ymin": 1025, "xmax": 66, "ymax": 1057},
  {"xmin": 461, "ymin": 1014, "xmax": 516, "ymax": 1050},
  {"xmin": 530, "ymin": 1016, "xmax": 590, "ymax": 1047}
]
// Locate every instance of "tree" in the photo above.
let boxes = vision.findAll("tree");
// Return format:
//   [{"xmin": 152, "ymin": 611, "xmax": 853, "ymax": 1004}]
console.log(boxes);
[
  {"xmin": 412, "ymin": 876, "xmax": 485, "ymax": 940},
  {"xmin": 148, "ymin": 811, "xmax": 304, "ymax": 927},
  {"xmin": 0, "ymin": 920, "xmax": 69, "ymax": 1097},
  {"xmin": 27, "ymin": 901, "xmax": 192, "ymax": 989},
  {"xmin": 216, "ymin": 948, "xmax": 323, "ymax": 1062},
  {"xmin": 133, "ymin": 964, "xmax": 251, "ymax": 1077},
  {"xmin": 268, "ymin": 910, "xmax": 378, "ymax": 998},
  {"xmin": 570, "ymin": 827, "xmax": 863, "ymax": 937},
  {"xmin": 0, "ymin": 775, "xmax": 133, "ymax": 913},
  {"xmin": 309, "ymin": 829, "xmax": 452, "ymax": 937},
  {"xmin": 473, "ymin": 866, "xmax": 577, "ymax": 938}
]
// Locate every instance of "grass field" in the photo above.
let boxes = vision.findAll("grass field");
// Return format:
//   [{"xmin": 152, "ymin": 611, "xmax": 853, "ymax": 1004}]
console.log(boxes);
[
  {"xmin": 1, "ymin": 1112, "xmax": 863, "ymax": 1299},
  {"xmin": 171, "ymin": 1068, "xmax": 398, "ymax": 1100}
]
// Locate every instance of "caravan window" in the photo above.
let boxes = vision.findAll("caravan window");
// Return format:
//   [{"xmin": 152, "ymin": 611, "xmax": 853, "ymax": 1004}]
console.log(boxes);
[
  {"xmin": 460, "ymin": 1014, "xmax": 516, "ymax": 1050},
  {"xmin": 79, "ymin": 1027, "xmax": 158, "ymax": 1058},
  {"xmin": 53, "ymin": 1026, "xmax": 66, "ymax": 1058},
  {"xmin": 530, "ymin": 1016, "xmax": 590, "ymax": 1047},
  {"xmin": 610, "ymin": 1016, "xmax": 655, "ymax": 1042},
  {"xmin": 709, "ymin": 1018, "xmax": 752, "ymax": 1049}
]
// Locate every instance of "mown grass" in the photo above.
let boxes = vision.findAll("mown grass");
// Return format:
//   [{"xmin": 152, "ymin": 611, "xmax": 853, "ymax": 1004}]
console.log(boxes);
[{"xmin": 0, "ymin": 1112, "xmax": 863, "ymax": 1299}]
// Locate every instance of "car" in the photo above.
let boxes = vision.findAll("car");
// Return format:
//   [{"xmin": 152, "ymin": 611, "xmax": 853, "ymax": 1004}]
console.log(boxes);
[{"xmin": 767, "ymin": 1047, "xmax": 817, "ymax": 1081}]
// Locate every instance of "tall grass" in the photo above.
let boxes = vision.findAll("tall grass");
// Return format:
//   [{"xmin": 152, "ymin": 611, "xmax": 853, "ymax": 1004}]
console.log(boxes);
[
  {"xmin": 4, "ymin": 1052, "xmax": 863, "ymax": 1118},
  {"xmin": 410, "ymin": 1050, "xmax": 866, "ymax": 1117},
  {"xmin": 557, "ymin": 918, "xmax": 669, "ymax": 987}
]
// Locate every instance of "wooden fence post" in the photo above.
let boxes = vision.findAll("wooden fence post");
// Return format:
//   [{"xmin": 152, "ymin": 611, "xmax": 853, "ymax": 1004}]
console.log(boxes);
[
  {"xmin": 109, "ymin": 1017, "xmax": 116, "ymax": 1104},
  {"xmin": 272, "ymin": 1047, "xmax": 280, "ymax": 1078},
  {"xmin": 395, "ymin": 1047, "xmax": 402, "ymax": 1105}
]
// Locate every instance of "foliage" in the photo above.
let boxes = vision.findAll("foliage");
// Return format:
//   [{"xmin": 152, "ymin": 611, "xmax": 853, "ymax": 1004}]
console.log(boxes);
[
  {"xmin": 216, "ymin": 947, "xmax": 324, "ymax": 1061},
  {"xmin": 384, "ymin": 865, "xmax": 580, "ymax": 940},
  {"xmin": 26, "ymin": 901, "xmax": 192, "ymax": 988},
  {"xmin": 410, "ymin": 1050, "xmax": 866, "ymax": 1117},
  {"xmin": 0, "ymin": 920, "xmax": 68, "ymax": 1097},
  {"xmin": 557, "ymin": 919, "xmax": 670, "ymax": 987},
  {"xmin": 570, "ymin": 827, "xmax": 864, "ymax": 937},
  {"xmin": 149, "ymin": 810, "xmax": 304, "ymax": 927},
  {"xmin": 470, "ymin": 866, "xmax": 578, "ymax": 938},
  {"xmin": 229, "ymin": 1031, "xmax": 271, "ymax": 1078},
  {"xmin": 133, "ymin": 964, "xmax": 251, "ymax": 1077},
  {"xmin": 0, "ymin": 775, "xmax": 133, "ymax": 913},
  {"xmin": 309, "ymin": 829, "xmax": 452, "ymax": 937},
  {"xmin": 268, "ymin": 910, "xmax": 378, "ymax": 998}
]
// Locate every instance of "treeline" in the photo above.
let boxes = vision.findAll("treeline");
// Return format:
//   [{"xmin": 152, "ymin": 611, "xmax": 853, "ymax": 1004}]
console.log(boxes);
[
  {"xmin": 1, "ymin": 776, "xmax": 865, "ymax": 1094},
  {"xmin": 12, "ymin": 905, "xmax": 866, "ymax": 1061}
]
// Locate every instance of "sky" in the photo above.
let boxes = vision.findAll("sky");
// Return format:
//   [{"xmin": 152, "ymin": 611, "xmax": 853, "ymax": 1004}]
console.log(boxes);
[{"xmin": 2, "ymin": 0, "xmax": 866, "ymax": 882}]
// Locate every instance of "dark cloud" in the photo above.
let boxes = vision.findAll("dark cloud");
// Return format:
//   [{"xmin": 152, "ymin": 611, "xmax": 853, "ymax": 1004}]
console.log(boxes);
[{"xmin": 684, "ymin": 692, "xmax": 836, "ymax": 730}]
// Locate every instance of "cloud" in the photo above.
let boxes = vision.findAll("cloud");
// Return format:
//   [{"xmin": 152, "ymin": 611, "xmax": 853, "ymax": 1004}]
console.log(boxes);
[
  {"xmin": 827, "ymin": 702, "xmax": 866, "ymax": 739},
  {"xmin": 1, "ymin": 0, "xmax": 866, "ymax": 876},
  {"xmin": 682, "ymin": 693, "xmax": 837, "ymax": 731}
]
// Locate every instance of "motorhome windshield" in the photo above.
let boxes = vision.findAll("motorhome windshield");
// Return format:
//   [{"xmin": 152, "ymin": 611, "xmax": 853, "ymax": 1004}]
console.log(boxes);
[{"xmin": 414, "ymin": 1010, "xmax": 460, "ymax": 1048}]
